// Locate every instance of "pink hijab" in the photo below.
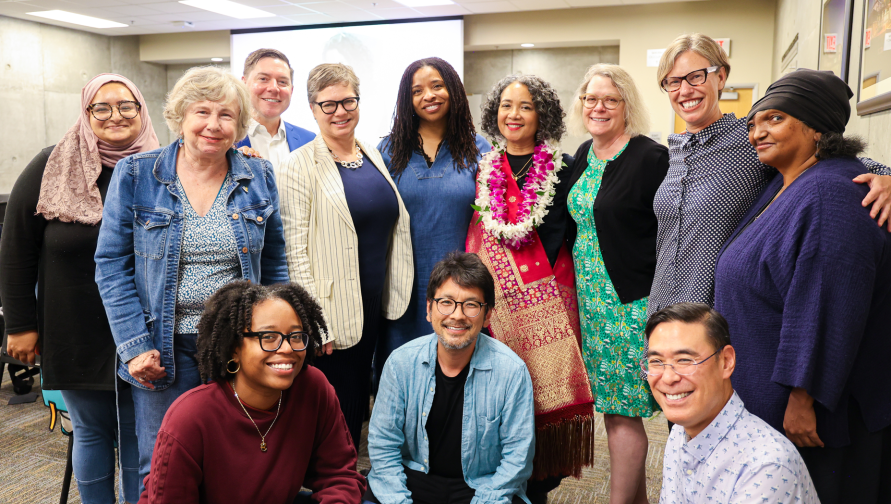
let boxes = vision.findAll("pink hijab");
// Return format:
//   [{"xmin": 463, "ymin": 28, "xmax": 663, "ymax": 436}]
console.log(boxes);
[{"xmin": 35, "ymin": 73, "xmax": 160, "ymax": 225}]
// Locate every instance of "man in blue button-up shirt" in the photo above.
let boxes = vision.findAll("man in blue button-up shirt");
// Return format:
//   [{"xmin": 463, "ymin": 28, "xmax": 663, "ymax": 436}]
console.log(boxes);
[
  {"xmin": 367, "ymin": 252, "xmax": 534, "ymax": 504},
  {"xmin": 645, "ymin": 303, "xmax": 818, "ymax": 504}
]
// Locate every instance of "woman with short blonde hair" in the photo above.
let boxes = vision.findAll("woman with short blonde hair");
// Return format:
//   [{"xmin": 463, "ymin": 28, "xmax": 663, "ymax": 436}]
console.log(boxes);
[
  {"xmin": 276, "ymin": 62, "xmax": 413, "ymax": 449},
  {"xmin": 565, "ymin": 63, "xmax": 669, "ymax": 504},
  {"xmin": 95, "ymin": 65, "xmax": 289, "ymax": 491}
]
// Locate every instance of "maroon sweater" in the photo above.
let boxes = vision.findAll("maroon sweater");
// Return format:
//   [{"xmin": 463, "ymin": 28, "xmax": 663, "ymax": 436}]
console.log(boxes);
[{"xmin": 139, "ymin": 366, "xmax": 366, "ymax": 504}]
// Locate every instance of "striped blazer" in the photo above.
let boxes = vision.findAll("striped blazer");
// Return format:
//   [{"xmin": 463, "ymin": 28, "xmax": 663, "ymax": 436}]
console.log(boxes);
[{"xmin": 276, "ymin": 135, "xmax": 413, "ymax": 350}]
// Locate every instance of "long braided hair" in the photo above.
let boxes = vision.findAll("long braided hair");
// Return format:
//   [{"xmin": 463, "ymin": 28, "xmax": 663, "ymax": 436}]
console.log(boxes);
[
  {"xmin": 385, "ymin": 57, "xmax": 481, "ymax": 179},
  {"xmin": 196, "ymin": 280, "xmax": 328, "ymax": 382}
]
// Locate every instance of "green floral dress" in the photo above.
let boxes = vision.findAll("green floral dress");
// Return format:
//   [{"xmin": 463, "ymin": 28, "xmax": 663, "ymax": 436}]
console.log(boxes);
[{"xmin": 568, "ymin": 143, "xmax": 658, "ymax": 417}]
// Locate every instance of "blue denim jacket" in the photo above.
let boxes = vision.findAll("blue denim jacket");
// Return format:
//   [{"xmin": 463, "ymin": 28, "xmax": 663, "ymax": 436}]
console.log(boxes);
[
  {"xmin": 95, "ymin": 141, "xmax": 289, "ymax": 390},
  {"xmin": 368, "ymin": 333, "xmax": 535, "ymax": 504}
]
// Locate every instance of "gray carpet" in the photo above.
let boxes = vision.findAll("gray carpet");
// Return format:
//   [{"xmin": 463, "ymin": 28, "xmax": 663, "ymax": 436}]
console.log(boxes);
[{"xmin": 0, "ymin": 372, "xmax": 667, "ymax": 503}]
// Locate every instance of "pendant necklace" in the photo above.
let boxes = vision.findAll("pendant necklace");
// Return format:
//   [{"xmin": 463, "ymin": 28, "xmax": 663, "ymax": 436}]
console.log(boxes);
[
  {"xmin": 511, "ymin": 155, "xmax": 534, "ymax": 181},
  {"xmin": 231, "ymin": 379, "xmax": 282, "ymax": 452},
  {"xmin": 330, "ymin": 142, "xmax": 364, "ymax": 169}
]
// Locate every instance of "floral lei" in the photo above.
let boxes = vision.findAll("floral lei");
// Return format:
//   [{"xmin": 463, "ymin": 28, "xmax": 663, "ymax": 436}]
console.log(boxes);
[{"xmin": 472, "ymin": 140, "xmax": 564, "ymax": 250}]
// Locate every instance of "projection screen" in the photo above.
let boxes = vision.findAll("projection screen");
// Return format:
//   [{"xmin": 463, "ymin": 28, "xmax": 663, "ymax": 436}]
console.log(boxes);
[{"xmin": 231, "ymin": 18, "xmax": 464, "ymax": 144}]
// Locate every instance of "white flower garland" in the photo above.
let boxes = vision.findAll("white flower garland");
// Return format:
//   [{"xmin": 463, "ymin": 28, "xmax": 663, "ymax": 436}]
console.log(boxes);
[{"xmin": 472, "ymin": 141, "xmax": 564, "ymax": 249}]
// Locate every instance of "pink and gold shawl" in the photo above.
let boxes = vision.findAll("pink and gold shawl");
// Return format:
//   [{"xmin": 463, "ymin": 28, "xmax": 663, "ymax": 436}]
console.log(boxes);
[{"xmin": 467, "ymin": 152, "xmax": 595, "ymax": 479}]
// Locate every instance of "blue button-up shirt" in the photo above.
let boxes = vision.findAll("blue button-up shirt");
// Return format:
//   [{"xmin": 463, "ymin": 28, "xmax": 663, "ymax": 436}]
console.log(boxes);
[
  {"xmin": 368, "ymin": 333, "xmax": 535, "ymax": 504},
  {"xmin": 660, "ymin": 392, "xmax": 819, "ymax": 504}
]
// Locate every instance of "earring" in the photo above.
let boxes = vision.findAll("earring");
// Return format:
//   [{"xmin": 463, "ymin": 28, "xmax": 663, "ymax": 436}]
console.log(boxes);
[
  {"xmin": 226, "ymin": 359, "xmax": 240, "ymax": 374},
  {"xmin": 178, "ymin": 136, "xmax": 184, "ymax": 145}
]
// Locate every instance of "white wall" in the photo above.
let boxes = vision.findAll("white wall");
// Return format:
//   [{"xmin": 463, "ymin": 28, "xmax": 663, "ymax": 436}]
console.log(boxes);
[
  {"xmin": 773, "ymin": 0, "xmax": 891, "ymax": 164},
  {"xmin": 0, "ymin": 15, "xmax": 169, "ymax": 193}
]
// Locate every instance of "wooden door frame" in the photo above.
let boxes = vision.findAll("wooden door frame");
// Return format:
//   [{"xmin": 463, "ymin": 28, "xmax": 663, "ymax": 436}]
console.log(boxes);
[{"xmin": 666, "ymin": 82, "xmax": 760, "ymax": 135}]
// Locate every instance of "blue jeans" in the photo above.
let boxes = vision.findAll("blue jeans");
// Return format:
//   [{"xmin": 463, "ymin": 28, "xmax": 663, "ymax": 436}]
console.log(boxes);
[
  {"xmin": 131, "ymin": 334, "xmax": 201, "ymax": 496},
  {"xmin": 60, "ymin": 386, "xmax": 139, "ymax": 503}
]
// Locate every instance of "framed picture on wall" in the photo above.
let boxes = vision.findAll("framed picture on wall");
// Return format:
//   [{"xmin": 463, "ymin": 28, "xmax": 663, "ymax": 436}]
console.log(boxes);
[
  {"xmin": 819, "ymin": 0, "xmax": 854, "ymax": 80},
  {"xmin": 857, "ymin": 0, "xmax": 891, "ymax": 115}
]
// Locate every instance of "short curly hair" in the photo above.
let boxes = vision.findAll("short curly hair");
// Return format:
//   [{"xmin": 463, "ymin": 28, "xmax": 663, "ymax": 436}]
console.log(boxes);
[
  {"xmin": 164, "ymin": 66, "xmax": 252, "ymax": 142},
  {"xmin": 196, "ymin": 280, "xmax": 328, "ymax": 383},
  {"xmin": 480, "ymin": 74, "xmax": 566, "ymax": 145}
]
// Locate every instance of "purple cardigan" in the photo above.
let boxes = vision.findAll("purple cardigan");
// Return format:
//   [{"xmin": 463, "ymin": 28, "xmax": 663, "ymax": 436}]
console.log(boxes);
[{"xmin": 714, "ymin": 156, "xmax": 891, "ymax": 448}]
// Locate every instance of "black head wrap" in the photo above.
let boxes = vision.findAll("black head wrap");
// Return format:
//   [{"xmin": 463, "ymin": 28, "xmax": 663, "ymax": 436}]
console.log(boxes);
[{"xmin": 746, "ymin": 68, "xmax": 852, "ymax": 133}]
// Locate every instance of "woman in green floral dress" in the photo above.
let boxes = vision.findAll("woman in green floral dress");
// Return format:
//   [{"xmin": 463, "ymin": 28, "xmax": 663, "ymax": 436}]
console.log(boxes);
[{"xmin": 566, "ymin": 64, "xmax": 669, "ymax": 504}]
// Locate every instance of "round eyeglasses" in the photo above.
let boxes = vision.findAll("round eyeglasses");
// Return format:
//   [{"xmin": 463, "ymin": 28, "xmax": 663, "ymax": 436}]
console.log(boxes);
[
  {"xmin": 640, "ymin": 348, "xmax": 723, "ymax": 377},
  {"xmin": 579, "ymin": 94, "xmax": 623, "ymax": 110},
  {"xmin": 244, "ymin": 331, "xmax": 309, "ymax": 352},
  {"xmin": 432, "ymin": 298, "xmax": 487, "ymax": 318},
  {"xmin": 313, "ymin": 97, "xmax": 360, "ymax": 115},
  {"xmin": 660, "ymin": 66, "xmax": 720, "ymax": 92},
  {"xmin": 88, "ymin": 101, "xmax": 141, "ymax": 121}
]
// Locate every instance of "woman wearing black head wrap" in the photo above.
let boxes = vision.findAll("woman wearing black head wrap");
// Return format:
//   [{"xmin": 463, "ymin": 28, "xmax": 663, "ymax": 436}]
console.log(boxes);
[{"xmin": 713, "ymin": 69, "xmax": 891, "ymax": 503}]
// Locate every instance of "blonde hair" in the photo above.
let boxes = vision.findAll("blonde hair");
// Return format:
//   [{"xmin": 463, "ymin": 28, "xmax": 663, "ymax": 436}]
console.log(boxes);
[
  {"xmin": 657, "ymin": 33, "xmax": 730, "ymax": 98},
  {"xmin": 306, "ymin": 63, "xmax": 360, "ymax": 103},
  {"xmin": 569, "ymin": 64, "xmax": 649, "ymax": 137},
  {"xmin": 164, "ymin": 66, "xmax": 252, "ymax": 141}
]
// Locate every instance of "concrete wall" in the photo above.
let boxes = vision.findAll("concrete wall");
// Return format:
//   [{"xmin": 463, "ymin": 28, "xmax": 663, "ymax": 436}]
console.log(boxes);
[
  {"xmin": 773, "ymin": 0, "xmax": 891, "ymax": 164},
  {"xmin": 465, "ymin": 46, "xmax": 620, "ymax": 154},
  {"xmin": 0, "ymin": 15, "xmax": 168, "ymax": 193},
  {"xmin": 465, "ymin": 0, "xmax": 778, "ymax": 146}
]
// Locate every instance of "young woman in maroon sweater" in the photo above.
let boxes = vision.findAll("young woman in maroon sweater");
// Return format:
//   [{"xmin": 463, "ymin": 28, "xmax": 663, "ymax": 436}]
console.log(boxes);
[{"xmin": 138, "ymin": 281, "xmax": 366, "ymax": 504}]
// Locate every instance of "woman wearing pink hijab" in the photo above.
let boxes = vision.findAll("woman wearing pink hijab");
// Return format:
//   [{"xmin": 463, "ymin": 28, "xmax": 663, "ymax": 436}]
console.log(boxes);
[{"xmin": 0, "ymin": 73, "xmax": 159, "ymax": 504}]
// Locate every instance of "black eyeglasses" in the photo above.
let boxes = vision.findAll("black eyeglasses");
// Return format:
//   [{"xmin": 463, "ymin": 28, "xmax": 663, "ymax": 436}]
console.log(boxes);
[
  {"xmin": 640, "ymin": 347, "xmax": 723, "ymax": 377},
  {"xmin": 660, "ymin": 66, "xmax": 720, "ymax": 92},
  {"xmin": 244, "ymin": 331, "xmax": 309, "ymax": 352},
  {"xmin": 432, "ymin": 298, "xmax": 487, "ymax": 318},
  {"xmin": 88, "ymin": 100, "xmax": 141, "ymax": 121},
  {"xmin": 313, "ymin": 97, "xmax": 360, "ymax": 114}
]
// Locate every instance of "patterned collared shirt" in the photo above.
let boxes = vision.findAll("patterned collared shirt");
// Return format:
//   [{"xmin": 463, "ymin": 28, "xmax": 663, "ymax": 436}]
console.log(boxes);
[
  {"xmin": 660, "ymin": 392, "xmax": 819, "ymax": 504},
  {"xmin": 648, "ymin": 113, "xmax": 890, "ymax": 316}
]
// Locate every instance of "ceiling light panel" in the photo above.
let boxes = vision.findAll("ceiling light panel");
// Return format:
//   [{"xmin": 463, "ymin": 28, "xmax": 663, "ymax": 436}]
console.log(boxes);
[
  {"xmin": 27, "ymin": 10, "xmax": 129, "ymax": 28},
  {"xmin": 178, "ymin": 0, "xmax": 276, "ymax": 19}
]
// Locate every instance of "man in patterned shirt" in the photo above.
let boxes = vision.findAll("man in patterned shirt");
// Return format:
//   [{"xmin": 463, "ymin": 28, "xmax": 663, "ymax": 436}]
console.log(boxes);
[{"xmin": 644, "ymin": 303, "xmax": 818, "ymax": 504}]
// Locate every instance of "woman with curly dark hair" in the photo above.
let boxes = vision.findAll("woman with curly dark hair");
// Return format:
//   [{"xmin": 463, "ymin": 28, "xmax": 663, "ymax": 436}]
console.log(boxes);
[
  {"xmin": 375, "ymin": 57, "xmax": 490, "ymax": 384},
  {"xmin": 466, "ymin": 74, "xmax": 593, "ymax": 502},
  {"xmin": 138, "ymin": 280, "xmax": 366, "ymax": 504}
]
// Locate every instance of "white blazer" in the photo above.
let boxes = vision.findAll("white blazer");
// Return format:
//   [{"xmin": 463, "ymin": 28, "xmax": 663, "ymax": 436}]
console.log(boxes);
[{"xmin": 276, "ymin": 135, "xmax": 413, "ymax": 350}]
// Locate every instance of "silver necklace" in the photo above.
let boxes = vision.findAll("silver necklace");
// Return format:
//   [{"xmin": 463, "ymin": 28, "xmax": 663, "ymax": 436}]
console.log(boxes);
[
  {"xmin": 231, "ymin": 379, "xmax": 282, "ymax": 452},
  {"xmin": 330, "ymin": 142, "xmax": 364, "ymax": 169}
]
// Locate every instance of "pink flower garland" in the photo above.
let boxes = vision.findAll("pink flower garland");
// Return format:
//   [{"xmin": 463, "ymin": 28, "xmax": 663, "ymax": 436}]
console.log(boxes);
[{"xmin": 486, "ymin": 143, "xmax": 557, "ymax": 250}]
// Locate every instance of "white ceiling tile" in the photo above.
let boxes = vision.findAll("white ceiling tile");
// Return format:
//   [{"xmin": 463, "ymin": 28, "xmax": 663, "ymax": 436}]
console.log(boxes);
[
  {"xmin": 278, "ymin": 12, "xmax": 335, "ymax": 23},
  {"xmin": 339, "ymin": 0, "xmax": 406, "ymax": 8},
  {"xmin": 55, "ymin": 0, "xmax": 128, "ymax": 7},
  {"xmin": 21, "ymin": 0, "xmax": 101, "ymax": 10},
  {"xmin": 228, "ymin": 0, "xmax": 292, "ymax": 6},
  {"xmin": 410, "ymin": 3, "xmax": 471, "ymax": 15},
  {"xmin": 372, "ymin": 7, "xmax": 425, "ymax": 18},
  {"xmin": 293, "ymin": 1, "xmax": 360, "ymax": 13},
  {"xmin": 78, "ymin": 4, "xmax": 165, "ymax": 16},
  {"xmin": 0, "ymin": 2, "xmax": 46, "ymax": 16},
  {"xmin": 509, "ymin": 0, "xmax": 569, "ymax": 8},
  {"xmin": 143, "ymin": 12, "xmax": 237, "ymax": 23},
  {"xmin": 324, "ymin": 9, "xmax": 383, "ymax": 21},
  {"xmin": 461, "ymin": 1, "xmax": 515, "ymax": 13},
  {"xmin": 261, "ymin": 4, "xmax": 322, "ymax": 15}
]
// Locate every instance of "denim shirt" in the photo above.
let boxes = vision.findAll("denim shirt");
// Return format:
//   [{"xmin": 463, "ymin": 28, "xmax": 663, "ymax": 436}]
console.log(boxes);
[
  {"xmin": 95, "ymin": 141, "xmax": 288, "ymax": 390},
  {"xmin": 368, "ymin": 333, "xmax": 535, "ymax": 504}
]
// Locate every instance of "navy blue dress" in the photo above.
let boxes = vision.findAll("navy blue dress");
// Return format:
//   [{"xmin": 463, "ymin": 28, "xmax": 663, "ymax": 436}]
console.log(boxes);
[{"xmin": 312, "ymin": 156, "xmax": 398, "ymax": 448}]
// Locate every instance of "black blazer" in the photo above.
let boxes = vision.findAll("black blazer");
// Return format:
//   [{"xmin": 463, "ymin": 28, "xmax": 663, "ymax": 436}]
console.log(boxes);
[{"xmin": 566, "ymin": 135, "xmax": 669, "ymax": 304}]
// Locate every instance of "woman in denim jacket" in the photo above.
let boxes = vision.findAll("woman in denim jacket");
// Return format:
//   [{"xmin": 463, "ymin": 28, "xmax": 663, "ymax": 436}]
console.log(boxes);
[{"xmin": 95, "ymin": 66, "xmax": 288, "ymax": 492}]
